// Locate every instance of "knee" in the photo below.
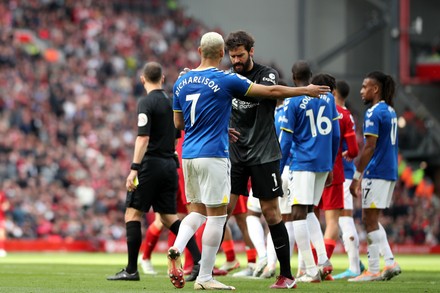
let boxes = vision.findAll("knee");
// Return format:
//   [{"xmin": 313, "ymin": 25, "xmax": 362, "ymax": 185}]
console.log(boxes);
[
  {"xmin": 262, "ymin": 208, "xmax": 281, "ymax": 225},
  {"xmin": 362, "ymin": 216, "xmax": 379, "ymax": 233}
]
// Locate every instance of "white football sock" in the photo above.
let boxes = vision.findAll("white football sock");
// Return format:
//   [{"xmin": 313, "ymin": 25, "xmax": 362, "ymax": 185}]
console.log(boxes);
[
  {"xmin": 293, "ymin": 219, "xmax": 318, "ymax": 276},
  {"xmin": 339, "ymin": 216, "xmax": 360, "ymax": 273},
  {"xmin": 285, "ymin": 221, "xmax": 295, "ymax": 258},
  {"xmin": 366, "ymin": 229, "xmax": 381, "ymax": 274},
  {"xmin": 306, "ymin": 212, "xmax": 328, "ymax": 265},
  {"xmin": 197, "ymin": 215, "xmax": 227, "ymax": 283},
  {"xmin": 378, "ymin": 223, "xmax": 395, "ymax": 266},
  {"xmin": 266, "ymin": 232, "xmax": 277, "ymax": 267},
  {"xmin": 246, "ymin": 215, "xmax": 267, "ymax": 258},
  {"xmin": 173, "ymin": 212, "xmax": 206, "ymax": 254}
]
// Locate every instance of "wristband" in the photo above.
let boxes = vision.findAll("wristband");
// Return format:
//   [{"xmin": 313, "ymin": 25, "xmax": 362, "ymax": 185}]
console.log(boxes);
[
  {"xmin": 130, "ymin": 162, "xmax": 141, "ymax": 171},
  {"xmin": 353, "ymin": 170, "xmax": 362, "ymax": 180}
]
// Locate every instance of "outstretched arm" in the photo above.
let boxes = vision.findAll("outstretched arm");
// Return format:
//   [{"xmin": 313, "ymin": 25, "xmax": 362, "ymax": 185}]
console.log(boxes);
[{"xmin": 247, "ymin": 83, "xmax": 330, "ymax": 99}]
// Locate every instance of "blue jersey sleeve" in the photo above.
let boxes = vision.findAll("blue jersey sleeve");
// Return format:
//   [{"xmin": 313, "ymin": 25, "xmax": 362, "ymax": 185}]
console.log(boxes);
[
  {"xmin": 173, "ymin": 80, "xmax": 182, "ymax": 112},
  {"xmin": 279, "ymin": 98, "xmax": 295, "ymax": 171},
  {"xmin": 364, "ymin": 108, "xmax": 380, "ymax": 137}
]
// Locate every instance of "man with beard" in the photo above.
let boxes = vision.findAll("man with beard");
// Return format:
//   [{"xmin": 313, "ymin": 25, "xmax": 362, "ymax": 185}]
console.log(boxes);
[
  {"xmin": 224, "ymin": 31, "xmax": 293, "ymax": 288},
  {"xmin": 348, "ymin": 71, "xmax": 401, "ymax": 282}
]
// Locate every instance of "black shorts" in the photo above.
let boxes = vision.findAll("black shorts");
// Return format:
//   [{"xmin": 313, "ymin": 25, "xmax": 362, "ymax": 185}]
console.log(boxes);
[
  {"xmin": 126, "ymin": 156, "xmax": 177, "ymax": 214},
  {"xmin": 231, "ymin": 160, "xmax": 283, "ymax": 200}
]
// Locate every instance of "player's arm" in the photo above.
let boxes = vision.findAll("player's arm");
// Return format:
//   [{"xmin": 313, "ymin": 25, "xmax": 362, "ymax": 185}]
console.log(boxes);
[
  {"xmin": 127, "ymin": 135, "xmax": 149, "ymax": 191},
  {"xmin": 342, "ymin": 113, "xmax": 359, "ymax": 160},
  {"xmin": 343, "ymin": 132, "xmax": 359, "ymax": 159},
  {"xmin": 246, "ymin": 83, "xmax": 330, "ymax": 99},
  {"xmin": 349, "ymin": 134, "xmax": 377, "ymax": 197},
  {"xmin": 174, "ymin": 111, "xmax": 184, "ymax": 130},
  {"xmin": 279, "ymin": 129, "xmax": 293, "ymax": 172},
  {"xmin": 331, "ymin": 119, "xmax": 341, "ymax": 166}
]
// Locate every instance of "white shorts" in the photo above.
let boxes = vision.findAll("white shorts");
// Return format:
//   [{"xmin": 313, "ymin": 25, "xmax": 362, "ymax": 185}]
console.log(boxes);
[
  {"xmin": 182, "ymin": 158, "xmax": 231, "ymax": 207},
  {"xmin": 288, "ymin": 171, "xmax": 328, "ymax": 206},
  {"xmin": 279, "ymin": 166, "xmax": 291, "ymax": 214},
  {"xmin": 361, "ymin": 178, "xmax": 396, "ymax": 209},
  {"xmin": 247, "ymin": 188, "xmax": 261, "ymax": 213},
  {"xmin": 343, "ymin": 179, "xmax": 353, "ymax": 210}
]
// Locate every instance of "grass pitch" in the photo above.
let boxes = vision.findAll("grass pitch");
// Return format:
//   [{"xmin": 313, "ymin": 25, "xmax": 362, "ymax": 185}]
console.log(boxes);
[{"xmin": 0, "ymin": 252, "xmax": 439, "ymax": 292}]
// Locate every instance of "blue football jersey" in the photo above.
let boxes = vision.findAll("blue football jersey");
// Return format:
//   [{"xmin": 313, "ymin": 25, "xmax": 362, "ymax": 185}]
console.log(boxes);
[
  {"xmin": 173, "ymin": 68, "xmax": 252, "ymax": 159},
  {"xmin": 274, "ymin": 104, "xmax": 285, "ymax": 137},
  {"xmin": 363, "ymin": 101, "xmax": 398, "ymax": 181},
  {"xmin": 343, "ymin": 113, "xmax": 356, "ymax": 179},
  {"xmin": 275, "ymin": 103, "xmax": 292, "ymax": 167},
  {"xmin": 279, "ymin": 93, "xmax": 340, "ymax": 172},
  {"xmin": 342, "ymin": 139, "xmax": 356, "ymax": 179}
]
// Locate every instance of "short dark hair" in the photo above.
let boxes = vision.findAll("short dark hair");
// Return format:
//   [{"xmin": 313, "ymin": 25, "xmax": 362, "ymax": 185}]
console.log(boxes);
[
  {"xmin": 336, "ymin": 80, "xmax": 350, "ymax": 99},
  {"xmin": 224, "ymin": 31, "xmax": 254, "ymax": 52},
  {"xmin": 291, "ymin": 60, "xmax": 312, "ymax": 83},
  {"xmin": 311, "ymin": 73, "xmax": 336, "ymax": 91},
  {"xmin": 142, "ymin": 62, "xmax": 162, "ymax": 83}
]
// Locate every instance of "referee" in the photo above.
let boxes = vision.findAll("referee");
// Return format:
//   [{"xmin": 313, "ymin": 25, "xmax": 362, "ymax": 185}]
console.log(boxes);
[{"xmin": 107, "ymin": 62, "xmax": 201, "ymax": 281}]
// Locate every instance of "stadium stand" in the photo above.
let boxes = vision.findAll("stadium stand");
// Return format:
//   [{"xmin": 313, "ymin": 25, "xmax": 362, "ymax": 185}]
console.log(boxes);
[{"xmin": 0, "ymin": 0, "xmax": 439, "ymax": 252}]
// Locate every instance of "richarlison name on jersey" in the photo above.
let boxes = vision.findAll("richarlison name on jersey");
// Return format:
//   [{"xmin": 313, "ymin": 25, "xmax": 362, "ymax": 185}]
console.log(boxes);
[{"xmin": 175, "ymin": 75, "xmax": 220, "ymax": 97}]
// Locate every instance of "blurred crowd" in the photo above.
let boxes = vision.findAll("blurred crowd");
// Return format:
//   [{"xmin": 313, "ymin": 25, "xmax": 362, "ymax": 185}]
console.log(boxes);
[{"xmin": 0, "ymin": 0, "xmax": 439, "ymax": 246}]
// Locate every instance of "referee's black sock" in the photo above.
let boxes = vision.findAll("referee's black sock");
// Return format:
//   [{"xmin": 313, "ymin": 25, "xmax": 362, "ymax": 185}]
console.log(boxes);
[
  {"xmin": 268, "ymin": 221, "xmax": 293, "ymax": 279},
  {"xmin": 170, "ymin": 220, "xmax": 201, "ymax": 264},
  {"xmin": 126, "ymin": 221, "xmax": 142, "ymax": 274}
]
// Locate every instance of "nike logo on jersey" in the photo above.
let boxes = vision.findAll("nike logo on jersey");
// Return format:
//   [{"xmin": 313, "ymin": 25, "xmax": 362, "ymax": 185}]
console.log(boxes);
[{"xmin": 272, "ymin": 187, "xmax": 280, "ymax": 192}]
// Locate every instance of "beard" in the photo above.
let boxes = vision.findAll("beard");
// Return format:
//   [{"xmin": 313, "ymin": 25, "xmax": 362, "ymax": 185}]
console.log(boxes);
[
  {"xmin": 362, "ymin": 98, "xmax": 372, "ymax": 106},
  {"xmin": 233, "ymin": 57, "xmax": 252, "ymax": 74}
]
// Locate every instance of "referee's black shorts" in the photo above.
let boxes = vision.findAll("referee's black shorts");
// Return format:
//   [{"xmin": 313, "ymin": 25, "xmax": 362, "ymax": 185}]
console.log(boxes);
[{"xmin": 126, "ymin": 156, "xmax": 178, "ymax": 214}]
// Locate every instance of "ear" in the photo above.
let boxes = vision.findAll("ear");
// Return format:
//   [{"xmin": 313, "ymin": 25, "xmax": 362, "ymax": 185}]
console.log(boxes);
[
  {"xmin": 140, "ymin": 75, "xmax": 145, "ymax": 84},
  {"xmin": 373, "ymin": 84, "xmax": 380, "ymax": 95},
  {"xmin": 249, "ymin": 47, "xmax": 255, "ymax": 58}
]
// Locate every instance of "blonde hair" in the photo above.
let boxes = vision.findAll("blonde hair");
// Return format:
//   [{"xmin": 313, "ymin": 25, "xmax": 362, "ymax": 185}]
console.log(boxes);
[{"xmin": 200, "ymin": 32, "xmax": 224, "ymax": 59}]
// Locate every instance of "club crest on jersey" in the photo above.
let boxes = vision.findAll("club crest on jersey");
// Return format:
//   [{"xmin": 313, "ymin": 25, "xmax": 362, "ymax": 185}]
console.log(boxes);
[{"xmin": 138, "ymin": 113, "xmax": 148, "ymax": 127}]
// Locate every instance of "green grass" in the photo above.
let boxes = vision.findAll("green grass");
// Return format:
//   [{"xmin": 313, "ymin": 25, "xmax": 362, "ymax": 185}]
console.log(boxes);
[{"xmin": 0, "ymin": 253, "xmax": 439, "ymax": 292}]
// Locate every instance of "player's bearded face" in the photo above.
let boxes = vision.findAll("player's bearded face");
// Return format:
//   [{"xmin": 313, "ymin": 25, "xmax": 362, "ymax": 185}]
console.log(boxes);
[
  {"xmin": 361, "ymin": 78, "xmax": 375, "ymax": 105},
  {"xmin": 233, "ymin": 55, "xmax": 251, "ymax": 74}
]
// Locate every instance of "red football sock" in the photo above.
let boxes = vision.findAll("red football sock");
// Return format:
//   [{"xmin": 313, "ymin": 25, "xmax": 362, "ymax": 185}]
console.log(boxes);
[
  {"xmin": 221, "ymin": 240, "xmax": 236, "ymax": 262},
  {"xmin": 311, "ymin": 245, "xmax": 318, "ymax": 264},
  {"xmin": 196, "ymin": 223, "xmax": 205, "ymax": 250},
  {"xmin": 324, "ymin": 238, "xmax": 336, "ymax": 259},
  {"xmin": 168, "ymin": 229, "xmax": 176, "ymax": 247},
  {"xmin": 142, "ymin": 224, "xmax": 162, "ymax": 260},
  {"xmin": 246, "ymin": 247, "xmax": 257, "ymax": 264}
]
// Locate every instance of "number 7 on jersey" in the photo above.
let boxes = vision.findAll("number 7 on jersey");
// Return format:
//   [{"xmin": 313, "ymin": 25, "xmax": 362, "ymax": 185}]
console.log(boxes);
[{"xmin": 186, "ymin": 93, "xmax": 201, "ymax": 126}]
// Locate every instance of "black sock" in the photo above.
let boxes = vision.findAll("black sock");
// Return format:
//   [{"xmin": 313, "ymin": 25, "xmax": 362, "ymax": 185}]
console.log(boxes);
[
  {"xmin": 220, "ymin": 222, "xmax": 227, "ymax": 244},
  {"xmin": 170, "ymin": 220, "xmax": 201, "ymax": 264},
  {"xmin": 126, "ymin": 221, "xmax": 142, "ymax": 274},
  {"xmin": 268, "ymin": 221, "xmax": 293, "ymax": 279}
]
